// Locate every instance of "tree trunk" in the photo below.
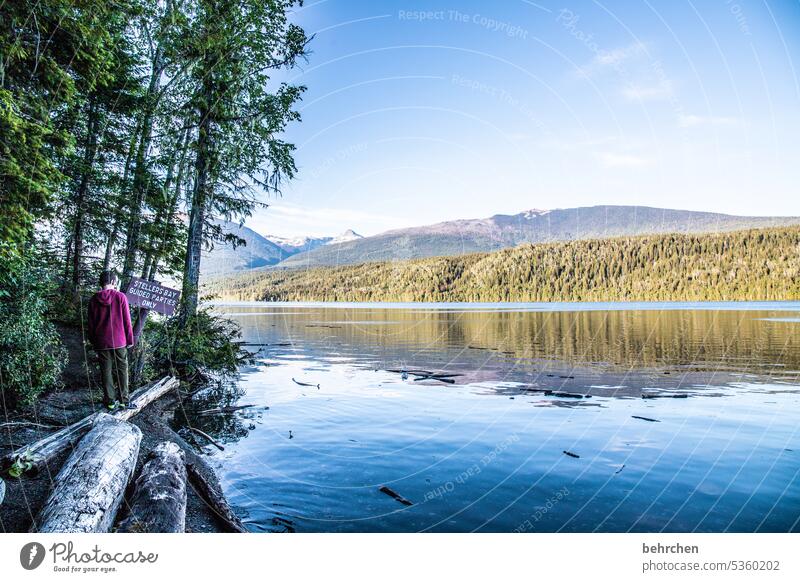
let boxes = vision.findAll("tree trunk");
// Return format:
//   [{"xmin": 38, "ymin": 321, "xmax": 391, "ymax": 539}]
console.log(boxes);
[
  {"xmin": 120, "ymin": 112, "xmax": 155, "ymax": 289},
  {"xmin": 148, "ymin": 124, "xmax": 191, "ymax": 282},
  {"xmin": 180, "ymin": 76, "xmax": 214, "ymax": 327},
  {"xmin": 140, "ymin": 251, "xmax": 153, "ymax": 279},
  {"xmin": 120, "ymin": 43, "xmax": 164, "ymax": 291},
  {"xmin": 117, "ymin": 441, "xmax": 187, "ymax": 533},
  {"xmin": 186, "ymin": 462, "xmax": 247, "ymax": 533},
  {"xmin": 103, "ymin": 118, "xmax": 142, "ymax": 271},
  {"xmin": 60, "ymin": 234, "xmax": 73, "ymax": 294},
  {"xmin": 1, "ymin": 377, "xmax": 178, "ymax": 475},
  {"xmin": 71, "ymin": 97, "xmax": 101, "ymax": 297},
  {"xmin": 33, "ymin": 414, "xmax": 142, "ymax": 533},
  {"xmin": 129, "ymin": 321, "xmax": 149, "ymax": 387}
]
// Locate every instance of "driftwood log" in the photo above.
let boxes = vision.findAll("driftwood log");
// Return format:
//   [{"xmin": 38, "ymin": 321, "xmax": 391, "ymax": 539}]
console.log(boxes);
[
  {"xmin": 186, "ymin": 462, "xmax": 247, "ymax": 533},
  {"xmin": 117, "ymin": 441, "xmax": 187, "ymax": 533},
  {"xmin": 197, "ymin": 404, "xmax": 255, "ymax": 415},
  {"xmin": 1, "ymin": 376, "xmax": 178, "ymax": 475},
  {"xmin": 34, "ymin": 414, "xmax": 142, "ymax": 533},
  {"xmin": 0, "ymin": 476, "xmax": 5, "ymax": 507},
  {"xmin": 114, "ymin": 376, "xmax": 179, "ymax": 421},
  {"xmin": 187, "ymin": 427, "xmax": 225, "ymax": 451},
  {"xmin": 0, "ymin": 413, "xmax": 99, "ymax": 475}
]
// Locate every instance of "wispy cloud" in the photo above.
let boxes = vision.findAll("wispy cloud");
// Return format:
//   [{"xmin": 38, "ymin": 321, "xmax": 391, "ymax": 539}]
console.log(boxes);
[
  {"xmin": 269, "ymin": 204, "xmax": 393, "ymax": 223},
  {"xmin": 246, "ymin": 203, "xmax": 395, "ymax": 238},
  {"xmin": 593, "ymin": 41, "xmax": 648, "ymax": 68},
  {"xmin": 622, "ymin": 79, "xmax": 673, "ymax": 102},
  {"xmin": 573, "ymin": 40, "xmax": 676, "ymax": 103},
  {"xmin": 678, "ymin": 114, "xmax": 739, "ymax": 128},
  {"xmin": 595, "ymin": 151, "xmax": 650, "ymax": 168},
  {"xmin": 575, "ymin": 42, "xmax": 648, "ymax": 78},
  {"xmin": 539, "ymin": 135, "xmax": 651, "ymax": 168}
]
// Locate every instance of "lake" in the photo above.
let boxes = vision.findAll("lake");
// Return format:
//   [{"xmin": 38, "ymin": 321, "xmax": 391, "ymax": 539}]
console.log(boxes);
[{"xmin": 177, "ymin": 302, "xmax": 800, "ymax": 532}]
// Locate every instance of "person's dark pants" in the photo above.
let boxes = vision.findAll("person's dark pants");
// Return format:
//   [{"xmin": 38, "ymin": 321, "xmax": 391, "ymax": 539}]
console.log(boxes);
[{"xmin": 97, "ymin": 348, "xmax": 129, "ymax": 405}]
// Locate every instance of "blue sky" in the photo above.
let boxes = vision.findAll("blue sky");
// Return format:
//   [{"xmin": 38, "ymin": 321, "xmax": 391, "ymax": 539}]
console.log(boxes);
[{"xmin": 248, "ymin": 0, "xmax": 800, "ymax": 238}]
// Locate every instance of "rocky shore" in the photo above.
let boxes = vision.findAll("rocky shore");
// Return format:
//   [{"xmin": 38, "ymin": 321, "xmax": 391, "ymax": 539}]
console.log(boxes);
[{"xmin": 0, "ymin": 324, "xmax": 243, "ymax": 533}]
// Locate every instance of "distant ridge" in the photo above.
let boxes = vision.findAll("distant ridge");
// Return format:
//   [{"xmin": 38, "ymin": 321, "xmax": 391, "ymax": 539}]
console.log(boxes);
[
  {"xmin": 202, "ymin": 224, "xmax": 363, "ymax": 276},
  {"xmin": 201, "ymin": 221, "xmax": 287, "ymax": 276},
  {"xmin": 276, "ymin": 205, "xmax": 800, "ymax": 269},
  {"xmin": 206, "ymin": 226, "xmax": 800, "ymax": 303}
]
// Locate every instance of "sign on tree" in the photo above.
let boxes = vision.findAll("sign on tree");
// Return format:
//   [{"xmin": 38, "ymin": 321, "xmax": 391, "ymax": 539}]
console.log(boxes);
[{"xmin": 125, "ymin": 277, "xmax": 180, "ymax": 316}]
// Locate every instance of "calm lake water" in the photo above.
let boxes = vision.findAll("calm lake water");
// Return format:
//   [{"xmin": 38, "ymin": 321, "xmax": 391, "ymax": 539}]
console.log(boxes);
[{"xmin": 177, "ymin": 302, "xmax": 800, "ymax": 532}]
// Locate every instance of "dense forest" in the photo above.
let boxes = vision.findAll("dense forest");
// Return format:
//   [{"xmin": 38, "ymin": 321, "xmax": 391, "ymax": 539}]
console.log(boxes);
[
  {"xmin": 208, "ymin": 227, "xmax": 800, "ymax": 303},
  {"xmin": 0, "ymin": 1, "xmax": 307, "ymax": 409}
]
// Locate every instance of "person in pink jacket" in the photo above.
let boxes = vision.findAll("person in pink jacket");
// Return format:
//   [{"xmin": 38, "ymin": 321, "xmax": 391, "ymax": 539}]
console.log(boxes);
[{"xmin": 87, "ymin": 271, "xmax": 136, "ymax": 411}]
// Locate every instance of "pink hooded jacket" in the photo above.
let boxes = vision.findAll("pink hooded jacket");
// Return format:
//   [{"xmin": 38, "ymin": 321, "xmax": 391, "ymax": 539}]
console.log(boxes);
[{"xmin": 87, "ymin": 289, "xmax": 134, "ymax": 350}]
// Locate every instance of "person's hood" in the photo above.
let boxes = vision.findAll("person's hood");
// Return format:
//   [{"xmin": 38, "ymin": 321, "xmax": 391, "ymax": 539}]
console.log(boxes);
[{"xmin": 94, "ymin": 288, "xmax": 118, "ymax": 305}]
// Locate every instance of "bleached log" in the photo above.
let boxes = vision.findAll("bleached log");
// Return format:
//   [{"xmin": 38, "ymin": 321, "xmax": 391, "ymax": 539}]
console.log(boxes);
[
  {"xmin": 117, "ymin": 441, "xmax": 187, "ymax": 533},
  {"xmin": 114, "ymin": 376, "xmax": 179, "ymax": 422},
  {"xmin": 1, "ymin": 376, "xmax": 178, "ymax": 475},
  {"xmin": 186, "ymin": 462, "xmax": 247, "ymax": 533},
  {"xmin": 34, "ymin": 414, "xmax": 142, "ymax": 533},
  {"xmin": 0, "ymin": 413, "xmax": 100, "ymax": 475}
]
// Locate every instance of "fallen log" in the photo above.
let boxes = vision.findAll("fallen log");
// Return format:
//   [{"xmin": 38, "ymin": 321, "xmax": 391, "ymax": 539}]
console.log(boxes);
[
  {"xmin": 1, "ymin": 376, "xmax": 178, "ymax": 476},
  {"xmin": 187, "ymin": 427, "xmax": 225, "ymax": 451},
  {"xmin": 0, "ymin": 476, "xmax": 5, "ymax": 507},
  {"xmin": 114, "ymin": 376, "xmax": 180, "ymax": 421},
  {"xmin": 186, "ymin": 462, "xmax": 247, "ymax": 533},
  {"xmin": 412, "ymin": 375, "xmax": 456, "ymax": 384},
  {"xmin": 197, "ymin": 404, "xmax": 256, "ymax": 415},
  {"xmin": 631, "ymin": 415, "xmax": 660, "ymax": 423},
  {"xmin": 117, "ymin": 441, "xmax": 187, "ymax": 533},
  {"xmin": 34, "ymin": 414, "xmax": 142, "ymax": 533},
  {"xmin": 292, "ymin": 377, "xmax": 320, "ymax": 388},
  {"xmin": 1, "ymin": 413, "xmax": 100, "ymax": 476},
  {"xmin": 386, "ymin": 368, "xmax": 434, "ymax": 376},
  {"xmin": 642, "ymin": 392, "xmax": 689, "ymax": 399},
  {"xmin": 0, "ymin": 421, "xmax": 64, "ymax": 430},
  {"xmin": 379, "ymin": 485, "xmax": 413, "ymax": 506}
]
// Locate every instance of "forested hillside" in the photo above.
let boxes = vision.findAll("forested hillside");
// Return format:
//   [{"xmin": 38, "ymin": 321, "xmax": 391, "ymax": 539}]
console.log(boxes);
[
  {"xmin": 278, "ymin": 205, "xmax": 800, "ymax": 269},
  {"xmin": 208, "ymin": 227, "xmax": 800, "ymax": 303}
]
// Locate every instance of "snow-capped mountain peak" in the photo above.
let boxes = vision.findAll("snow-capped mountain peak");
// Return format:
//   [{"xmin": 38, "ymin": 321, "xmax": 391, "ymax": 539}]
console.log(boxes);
[
  {"xmin": 330, "ymin": 229, "xmax": 363, "ymax": 244},
  {"xmin": 521, "ymin": 209, "xmax": 550, "ymax": 219},
  {"xmin": 264, "ymin": 229, "xmax": 362, "ymax": 254}
]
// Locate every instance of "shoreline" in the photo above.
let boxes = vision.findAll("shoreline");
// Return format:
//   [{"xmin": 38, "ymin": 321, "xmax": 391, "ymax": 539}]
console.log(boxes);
[
  {"xmin": 0, "ymin": 324, "xmax": 243, "ymax": 533},
  {"xmin": 209, "ymin": 299, "xmax": 800, "ymax": 311}
]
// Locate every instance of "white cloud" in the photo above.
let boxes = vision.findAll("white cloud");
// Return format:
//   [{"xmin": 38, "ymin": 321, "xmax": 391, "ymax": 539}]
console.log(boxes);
[
  {"xmin": 593, "ymin": 42, "xmax": 648, "ymax": 68},
  {"xmin": 622, "ymin": 80, "xmax": 673, "ymax": 101},
  {"xmin": 245, "ymin": 203, "xmax": 395, "ymax": 238},
  {"xmin": 678, "ymin": 114, "xmax": 739, "ymax": 128},
  {"xmin": 595, "ymin": 152, "xmax": 650, "ymax": 167},
  {"xmin": 574, "ymin": 42, "xmax": 648, "ymax": 78},
  {"xmin": 573, "ymin": 41, "xmax": 676, "ymax": 103},
  {"xmin": 267, "ymin": 204, "xmax": 390, "ymax": 223}
]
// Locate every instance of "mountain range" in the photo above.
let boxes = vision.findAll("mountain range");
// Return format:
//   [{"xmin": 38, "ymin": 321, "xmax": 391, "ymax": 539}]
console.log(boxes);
[
  {"xmin": 267, "ymin": 229, "xmax": 363, "ymax": 254},
  {"xmin": 201, "ymin": 222, "xmax": 362, "ymax": 276},
  {"xmin": 202, "ymin": 205, "xmax": 800, "ymax": 276}
]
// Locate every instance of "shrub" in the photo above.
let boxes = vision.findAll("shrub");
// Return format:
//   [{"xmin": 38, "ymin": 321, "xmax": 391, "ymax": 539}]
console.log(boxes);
[
  {"xmin": 144, "ymin": 308, "xmax": 250, "ymax": 383},
  {"xmin": 0, "ymin": 243, "xmax": 67, "ymax": 409}
]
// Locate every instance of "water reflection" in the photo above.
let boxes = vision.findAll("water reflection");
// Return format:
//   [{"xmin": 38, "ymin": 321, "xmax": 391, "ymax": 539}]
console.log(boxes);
[
  {"xmin": 216, "ymin": 303, "xmax": 800, "ymax": 378},
  {"xmin": 180, "ymin": 303, "xmax": 800, "ymax": 532}
]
